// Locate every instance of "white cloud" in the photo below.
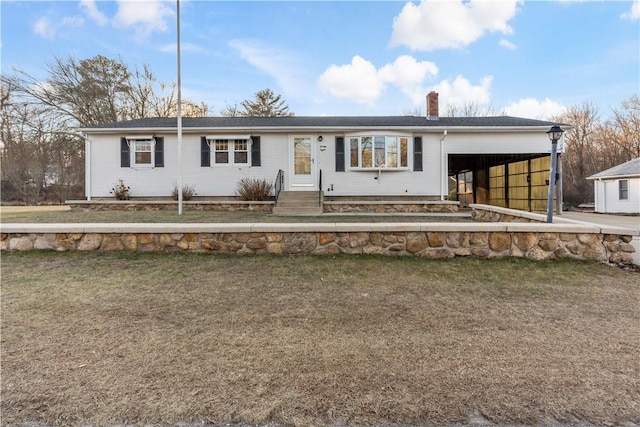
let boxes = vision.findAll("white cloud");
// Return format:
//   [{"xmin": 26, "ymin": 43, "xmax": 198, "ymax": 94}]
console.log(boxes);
[
  {"xmin": 504, "ymin": 97, "xmax": 567, "ymax": 120},
  {"xmin": 499, "ymin": 39, "xmax": 517, "ymax": 50},
  {"xmin": 33, "ymin": 16, "xmax": 55, "ymax": 39},
  {"xmin": 318, "ymin": 55, "xmax": 438, "ymax": 105},
  {"xmin": 33, "ymin": 15, "xmax": 84, "ymax": 39},
  {"xmin": 229, "ymin": 39, "xmax": 306, "ymax": 96},
  {"xmin": 390, "ymin": 0, "xmax": 522, "ymax": 51},
  {"xmin": 379, "ymin": 55, "xmax": 439, "ymax": 104},
  {"xmin": 318, "ymin": 56, "xmax": 385, "ymax": 104},
  {"xmin": 621, "ymin": 0, "xmax": 640, "ymax": 20},
  {"xmin": 80, "ymin": 0, "xmax": 108, "ymax": 26},
  {"xmin": 113, "ymin": 0, "xmax": 174, "ymax": 38},
  {"xmin": 432, "ymin": 75, "xmax": 493, "ymax": 108}
]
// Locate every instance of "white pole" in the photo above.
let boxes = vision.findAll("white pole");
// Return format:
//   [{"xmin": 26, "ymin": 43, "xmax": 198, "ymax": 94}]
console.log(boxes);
[{"xmin": 176, "ymin": 0, "xmax": 183, "ymax": 215}]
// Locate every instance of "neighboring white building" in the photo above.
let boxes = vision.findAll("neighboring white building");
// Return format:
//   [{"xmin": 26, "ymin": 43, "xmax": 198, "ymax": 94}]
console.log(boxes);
[
  {"xmin": 78, "ymin": 93, "xmax": 564, "ymax": 205},
  {"xmin": 587, "ymin": 158, "xmax": 640, "ymax": 214}
]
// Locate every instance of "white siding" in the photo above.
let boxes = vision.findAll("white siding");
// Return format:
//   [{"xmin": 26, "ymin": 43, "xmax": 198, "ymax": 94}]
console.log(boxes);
[
  {"xmin": 87, "ymin": 129, "xmax": 551, "ymax": 198},
  {"xmin": 88, "ymin": 133, "xmax": 288, "ymax": 198},
  {"xmin": 594, "ymin": 178, "xmax": 640, "ymax": 214},
  {"xmin": 443, "ymin": 131, "xmax": 553, "ymax": 155}
]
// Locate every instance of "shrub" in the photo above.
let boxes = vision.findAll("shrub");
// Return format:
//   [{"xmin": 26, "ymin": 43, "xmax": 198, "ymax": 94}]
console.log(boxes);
[
  {"xmin": 109, "ymin": 179, "xmax": 131, "ymax": 200},
  {"xmin": 236, "ymin": 178, "xmax": 273, "ymax": 201},
  {"xmin": 172, "ymin": 184, "xmax": 197, "ymax": 201}
]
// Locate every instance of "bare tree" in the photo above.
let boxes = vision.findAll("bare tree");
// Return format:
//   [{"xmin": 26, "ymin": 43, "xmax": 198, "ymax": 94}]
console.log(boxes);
[
  {"xmin": 0, "ymin": 78, "xmax": 71, "ymax": 204},
  {"xmin": 608, "ymin": 94, "xmax": 640, "ymax": 161},
  {"xmin": 9, "ymin": 55, "xmax": 131, "ymax": 126},
  {"xmin": 552, "ymin": 102, "xmax": 602, "ymax": 206},
  {"xmin": 444, "ymin": 101, "xmax": 503, "ymax": 117},
  {"xmin": 219, "ymin": 102, "xmax": 242, "ymax": 117},
  {"xmin": 125, "ymin": 65, "xmax": 208, "ymax": 118}
]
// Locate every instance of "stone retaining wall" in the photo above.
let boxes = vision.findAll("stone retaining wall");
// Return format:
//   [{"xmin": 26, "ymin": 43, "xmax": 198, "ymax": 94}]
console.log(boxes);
[
  {"xmin": 324, "ymin": 201, "xmax": 458, "ymax": 214},
  {"xmin": 1, "ymin": 223, "xmax": 635, "ymax": 265},
  {"xmin": 67, "ymin": 201, "xmax": 273, "ymax": 212},
  {"xmin": 66, "ymin": 200, "xmax": 458, "ymax": 214}
]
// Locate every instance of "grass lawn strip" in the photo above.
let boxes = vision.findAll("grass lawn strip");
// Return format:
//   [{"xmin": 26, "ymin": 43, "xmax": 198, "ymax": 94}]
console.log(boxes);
[
  {"xmin": 0, "ymin": 209, "xmax": 472, "ymax": 223},
  {"xmin": 1, "ymin": 253, "xmax": 639, "ymax": 426}
]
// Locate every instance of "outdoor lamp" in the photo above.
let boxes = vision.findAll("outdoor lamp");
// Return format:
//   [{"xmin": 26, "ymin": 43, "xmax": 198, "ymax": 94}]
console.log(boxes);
[
  {"xmin": 547, "ymin": 125, "xmax": 564, "ymax": 142},
  {"xmin": 546, "ymin": 125, "xmax": 564, "ymax": 223}
]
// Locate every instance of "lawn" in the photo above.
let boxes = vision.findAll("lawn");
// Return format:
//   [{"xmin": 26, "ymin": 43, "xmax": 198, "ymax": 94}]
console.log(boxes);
[
  {"xmin": 0, "ymin": 208, "xmax": 471, "ymax": 224},
  {"xmin": 1, "ymin": 252, "xmax": 639, "ymax": 426}
]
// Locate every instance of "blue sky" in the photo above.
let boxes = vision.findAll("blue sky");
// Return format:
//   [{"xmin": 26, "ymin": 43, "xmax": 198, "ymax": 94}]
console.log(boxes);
[{"xmin": 1, "ymin": 0, "xmax": 639, "ymax": 119}]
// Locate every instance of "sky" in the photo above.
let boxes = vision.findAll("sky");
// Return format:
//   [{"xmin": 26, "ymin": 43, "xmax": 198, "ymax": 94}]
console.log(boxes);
[{"xmin": 1, "ymin": 0, "xmax": 639, "ymax": 120}]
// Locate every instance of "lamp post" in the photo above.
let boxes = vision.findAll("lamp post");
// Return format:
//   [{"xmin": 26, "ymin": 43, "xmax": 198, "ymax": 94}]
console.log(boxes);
[{"xmin": 546, "ymin": 125, "xmax": 564, "ymax": 223}]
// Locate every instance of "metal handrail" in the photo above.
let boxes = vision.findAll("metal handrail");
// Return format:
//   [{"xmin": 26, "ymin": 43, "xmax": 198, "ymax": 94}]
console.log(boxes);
[{"xmin": 274, "ymin": 169, "xmax": 284, "ymax": 204}]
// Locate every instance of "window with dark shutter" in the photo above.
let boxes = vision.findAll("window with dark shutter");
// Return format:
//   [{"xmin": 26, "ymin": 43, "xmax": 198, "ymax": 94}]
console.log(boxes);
[
  {"xmin": 120, "ymin": 137, "xmax": 130, "ymax": 167},
  {"xmin": 154, "ymin": 137, "xmax": 164, "ymax": 167},
  {"xmin": 413, "ymin": 136, "xmax": 423, "ymax": 171},
  {"xmin": 335, "ymin": 136, "xmax": 345, "ymax": 172},
  {"xmin": 201, "ymin": 136, "xmax": 210, "ymax": 167},
  {"xmin": 251, "ymin": 136, "xmax": 261, "ymax": 166}
]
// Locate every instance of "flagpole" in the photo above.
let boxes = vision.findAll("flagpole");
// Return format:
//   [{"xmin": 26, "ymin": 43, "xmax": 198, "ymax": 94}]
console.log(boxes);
[{"xmin": 176, "ymin": 0, "xmax": 183, "ymax": 215}]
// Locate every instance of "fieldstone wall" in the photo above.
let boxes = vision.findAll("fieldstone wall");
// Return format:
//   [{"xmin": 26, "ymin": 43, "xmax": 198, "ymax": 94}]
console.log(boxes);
[
  {"xmin": 1, "ymin": 228, "xmax": 635, "ymax": 265},
  {"xmin": 67, "ymin": 201, "xmax": 273, "ymax": 212},
  {"xmin": 324, "ymin": 202, "xmax": 458, "ymax": 214},
  {"xmin": 66, "ymin": 199, "xmax": 457, "ymax": 214}
]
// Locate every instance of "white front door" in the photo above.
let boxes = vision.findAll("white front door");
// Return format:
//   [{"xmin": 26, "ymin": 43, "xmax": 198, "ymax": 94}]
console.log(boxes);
[{"xmin": 289, "ymin": 135, "xmax": 316, "ymax": 189}]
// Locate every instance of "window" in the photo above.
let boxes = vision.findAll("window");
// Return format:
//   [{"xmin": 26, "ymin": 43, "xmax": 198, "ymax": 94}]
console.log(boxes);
[
  {"xmin": 619, "ymin": 179, "xmax": 629, "ymax": 200},
  {"xmin": 121, "ymin": 136, "xmax": 163, "ymax": 168},
  {"xmin": 208, "ymin": 138, "xmax": 250, "ymax": 166},
  {"xmin": 348, "ymin": 135, "xmax": 409, "ymax": 170},
  {"xmin": 134, "ymin": 139, "xmax": 152, "ymax": 165}
]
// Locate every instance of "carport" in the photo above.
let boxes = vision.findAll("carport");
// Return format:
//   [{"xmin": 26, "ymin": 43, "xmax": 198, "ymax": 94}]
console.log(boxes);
[{"xmin": 448, "ymin": 153, "xmax": 558, "ymax": 212}]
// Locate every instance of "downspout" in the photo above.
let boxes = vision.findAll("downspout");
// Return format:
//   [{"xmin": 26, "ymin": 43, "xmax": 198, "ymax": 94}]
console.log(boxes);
[
  {"xmin": 440, "ymin": 130, "xmax": 448, "ymax": 200},
  {"xmin": 84, "ymin": 133, "xmax": 91, "ymax": 201},
  {"xmin": 556, "ymin": 153, "xmax": 562, "ymax": 215}
]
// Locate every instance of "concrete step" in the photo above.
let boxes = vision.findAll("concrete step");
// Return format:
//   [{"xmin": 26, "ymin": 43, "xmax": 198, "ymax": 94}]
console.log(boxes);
[{"xmin": 274, "ymin": 191, "xmax": 323, "ymax": 215}]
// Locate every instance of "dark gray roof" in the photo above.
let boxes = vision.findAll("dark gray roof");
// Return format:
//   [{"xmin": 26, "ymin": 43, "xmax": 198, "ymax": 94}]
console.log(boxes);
[
  {"xmin": 588, "ymin": 157, "xmax": 640, "ymax": 179},
  {"xmin": 80, "ymin": 115, "xmax": 561, "ymax": 130}
]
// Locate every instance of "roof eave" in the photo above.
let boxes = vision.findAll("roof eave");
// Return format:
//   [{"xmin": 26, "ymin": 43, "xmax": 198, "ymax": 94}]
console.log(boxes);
[{"xmin": 78, "ymin": 125, "xmax": 560, "ymax": 134}]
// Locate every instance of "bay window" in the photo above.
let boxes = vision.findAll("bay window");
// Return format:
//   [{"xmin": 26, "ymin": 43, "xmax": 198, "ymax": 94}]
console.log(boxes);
[{"xmin": 348, "ymin": 135, "xmax": 409, "ymax": 170}]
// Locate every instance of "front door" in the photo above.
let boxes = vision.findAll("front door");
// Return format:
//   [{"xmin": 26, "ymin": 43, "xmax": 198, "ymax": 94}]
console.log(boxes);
[{"xmin": 290, "ymin": 135, "xmax": 316, "ymax": 189}]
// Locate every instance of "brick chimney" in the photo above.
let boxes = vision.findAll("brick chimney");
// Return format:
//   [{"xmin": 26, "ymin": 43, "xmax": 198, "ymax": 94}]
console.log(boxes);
[{"xmin": 426, "ymin": 91, "xmax": 439, "ymax": 120}]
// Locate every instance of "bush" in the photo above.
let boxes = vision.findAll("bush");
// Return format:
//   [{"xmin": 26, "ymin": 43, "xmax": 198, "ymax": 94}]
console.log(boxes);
[
  {"xmin": 172, "ymin": 184, "xmax": 197, "ymax": 201},
  {"xmin": 236, "ymin": 178, "xmax": 273, "ymax": 201},
  {"xmin": 109, "ymin": 179, "xmax": 131, "ymax": 200}
]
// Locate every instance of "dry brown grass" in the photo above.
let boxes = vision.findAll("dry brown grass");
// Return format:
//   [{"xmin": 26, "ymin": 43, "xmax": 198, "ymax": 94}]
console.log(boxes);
[{"xmin": 1, "ymin": 253, "xmax": 639, "ymax": 426}]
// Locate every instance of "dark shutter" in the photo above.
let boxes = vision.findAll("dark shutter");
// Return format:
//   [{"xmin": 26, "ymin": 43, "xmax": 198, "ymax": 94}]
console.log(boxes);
[
  {"xmin": 120, "ymin": 137, "xmax": 130, "ymax": 167},
  {"xmin": 335, "ymin": 136, "xmax": 345, "ymax": 172},
  {"xmin": 413, "ymin": 136, "xmax": 423, "ymax": 172},
  {"xmin": 154, "ymin": 137, "xmax": 164, "ymax": 167},
  {"xmin": 201, "ymin": 137, "xmax": 210, "ymax": 167},
  {"xmin": 251, "ymin": 136, "xmax": 261, "ymax": 166}
]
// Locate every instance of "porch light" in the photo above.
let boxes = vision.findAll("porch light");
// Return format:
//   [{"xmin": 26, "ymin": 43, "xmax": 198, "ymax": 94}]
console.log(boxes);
[
  {"xmin": 546, "ymin": 125, "xmax": 564, "ymax": 223},
  {"xmin": 547, "ymin": 125, "xmax": 564, "ymax": 142}
]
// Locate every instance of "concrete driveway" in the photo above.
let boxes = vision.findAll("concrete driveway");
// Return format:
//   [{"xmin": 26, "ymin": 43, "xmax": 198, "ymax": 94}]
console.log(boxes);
[{"xmin": 559, "ymin": 211, "xmax": 640, "ymax": 232}]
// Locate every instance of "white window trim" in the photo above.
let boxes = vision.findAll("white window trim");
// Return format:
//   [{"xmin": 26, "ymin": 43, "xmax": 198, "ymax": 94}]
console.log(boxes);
[
  {"xmin": 345, "ymin": 132, "xmax": 412, "ymax": 171},
  {"xmin": 206, "ymin": 136, "xmax": 251, "ymax": 167},
  {"xmin": 619, "ymin": 179, "xmax": 629, "ymax": 200},
  {"xmin": 126, "ymin": 136, "xmax": 155, "ymax": 169}
]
